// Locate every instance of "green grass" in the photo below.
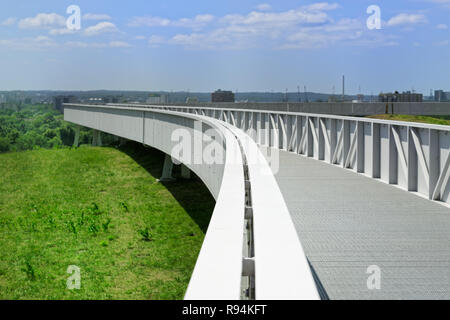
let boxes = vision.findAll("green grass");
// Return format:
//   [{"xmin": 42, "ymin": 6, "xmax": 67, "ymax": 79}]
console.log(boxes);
[
  {"xmin": 367, "ymin": 114, "xmax": 450, "ymax": 126},
  {"xmin": 0, "ymin": 143, "xmax": 215, "ymax": 299}
]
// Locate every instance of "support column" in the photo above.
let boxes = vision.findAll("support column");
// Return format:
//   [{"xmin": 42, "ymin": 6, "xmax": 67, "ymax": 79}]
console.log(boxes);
[
  {"xmin": 92, "ymin": 130, "xmax": 102, "ymax": 147},
  {"xmin": 92, "ymin": 130, "xmax": 98, "ymax": 146},
  {"xmin": 73, "ymin": 125, "xmax": 80, "ymax": 147},
  {"xmin": 181, "ymin": 164, "xmax": 191, "ymax": 179},
  {"xmin": 97, "ymin": 131, "xmax": 102, "ymax": 147},
  {"xmin": 160, "ymin": 154, "xmax": 176, "ymax": 182}
]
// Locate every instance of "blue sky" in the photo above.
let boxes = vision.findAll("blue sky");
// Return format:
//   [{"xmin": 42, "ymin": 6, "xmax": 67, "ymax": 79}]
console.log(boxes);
[{"xmin": 0, "ymin": 0, "xmax": 449, "ymax": 94}]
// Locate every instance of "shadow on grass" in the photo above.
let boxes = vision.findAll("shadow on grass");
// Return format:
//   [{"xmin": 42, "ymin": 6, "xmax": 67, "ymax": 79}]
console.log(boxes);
[{"xmin": 118, "ymin": 141, "xmax": 215, "ymax": 234}]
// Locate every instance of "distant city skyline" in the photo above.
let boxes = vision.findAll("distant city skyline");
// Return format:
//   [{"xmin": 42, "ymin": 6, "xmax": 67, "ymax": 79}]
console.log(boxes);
[{"xmin": 0, "ymin": 0, "xmax": 449, "ymax": 94}]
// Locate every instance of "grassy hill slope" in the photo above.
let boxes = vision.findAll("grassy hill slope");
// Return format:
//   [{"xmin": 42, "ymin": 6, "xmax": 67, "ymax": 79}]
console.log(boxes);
[{"xmin": 0, "ymin": 144, "xmax": 214, "ymax": 299}]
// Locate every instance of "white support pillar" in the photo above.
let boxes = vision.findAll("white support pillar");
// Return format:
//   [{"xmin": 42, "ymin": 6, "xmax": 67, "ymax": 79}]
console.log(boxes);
[
  {"xmin": 92, "ymin": 130, "xmax": 102, "ymax": 147},
  {"xmin": 73, "ymin": 125, "xmax": 80, "ymax": 147},
  {"xmin": 97, "ymin": 131, "xmax": 102, "ymax": 147},
  {"xmin": 160, "ymin": 154, "xmax": 176, "ymax": 182},
  {"xmin": 92, "ymin": 130, "xmax": 98, "ymax": 146},
  {"xmin": 181, "ymin": 164, "xmax": 191, "ymax": 179}
]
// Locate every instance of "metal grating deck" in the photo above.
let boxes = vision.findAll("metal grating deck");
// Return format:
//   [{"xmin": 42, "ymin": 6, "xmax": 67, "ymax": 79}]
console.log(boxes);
[{"xmin": 263, "ymin": 147, "xmax": 450, "ymax": 300}]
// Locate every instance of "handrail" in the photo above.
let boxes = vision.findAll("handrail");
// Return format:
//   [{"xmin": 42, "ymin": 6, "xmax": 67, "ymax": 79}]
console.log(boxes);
[
  {"xmin": 221, "ymin": 121, "xmax": 319, "ymax": 299},
  {"xmin": 184, "ymin": 119, "xmax": 246, "ymax": 300},
  {"xmin": 107, "ymin": 103, "xmax": 450, "ymax": 132},
  {"xmin": 96, "ymin": 103, "xmax": 320, "ymax": 299},
  {"xmin": 64, "ymin": 103, "xmax": 247, "ymax": 299},
  {"xmin": 113, "ymin": 103, "xmax": 450, "ymax": 206}
]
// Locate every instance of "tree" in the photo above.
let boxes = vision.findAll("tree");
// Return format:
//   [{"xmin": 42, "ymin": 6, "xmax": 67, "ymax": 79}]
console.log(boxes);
[{"xmin": 0, "ymin": 137, "xmax": 10, "ymax": 152}]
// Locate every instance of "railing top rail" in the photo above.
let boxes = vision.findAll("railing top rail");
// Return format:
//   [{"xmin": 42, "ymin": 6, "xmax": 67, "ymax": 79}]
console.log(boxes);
[
  {"xmin": 221, "ymin": 121, "xmax": 320, "ymax": 300},
  {"xmin": 100, "ymin": 103, "xmax": 450, "ymax": 132}
]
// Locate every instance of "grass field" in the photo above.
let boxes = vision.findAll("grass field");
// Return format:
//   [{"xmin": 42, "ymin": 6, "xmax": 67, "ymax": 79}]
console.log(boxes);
[
  {"xmin": 367, "ymin": 114, "xmax": 450, "ymax": 126},
  {"xmin": 0, "ymin": 143, "xmax": 215, "ymax": 299}
]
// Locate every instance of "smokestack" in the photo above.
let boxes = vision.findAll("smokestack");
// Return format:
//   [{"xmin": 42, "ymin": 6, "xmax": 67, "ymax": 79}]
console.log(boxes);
[{"xmin": 342, "ymin": 75, "xmax": 345, "ymax": 101}]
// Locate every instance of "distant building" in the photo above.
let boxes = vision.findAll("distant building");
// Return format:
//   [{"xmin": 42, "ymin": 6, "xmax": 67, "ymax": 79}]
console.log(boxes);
[
  {"xmin": 146, "ymin": 93, "xmax": 168, "ymax": 104},
  {"xmin": 54, "ymin": 95, "xmax": 77, "ymax": 112},
  {"xmin": 435, "ymin": 90, "xmax": 448, "ymax": 102},
  {"xmin": 87, "ymin": 97, "xmax": 104, "ymax": 104},
  {"xmin": 211, "ymin": 90, "xmax": 235, "ymax": 103},
  {"xmin": 379, "ymin": 91, "xmax": 423, "ymax": 103},
  {"xmin": 102, "ymin": 96, "xmax": 121, "ymax": 104}
]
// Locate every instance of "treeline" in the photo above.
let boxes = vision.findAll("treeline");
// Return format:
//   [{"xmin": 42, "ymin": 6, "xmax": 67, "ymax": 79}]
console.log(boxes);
[{"xmin": 0, "ymin": 103, "xmax": 114, "ymax": 153}]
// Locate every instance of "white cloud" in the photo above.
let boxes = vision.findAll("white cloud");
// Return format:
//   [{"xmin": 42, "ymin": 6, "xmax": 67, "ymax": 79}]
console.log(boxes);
[
  {"xmin": 128, "ymin": 3, "xmax": 402, "ymax": 50},
  {"xmin": 148, "ymin": 35, "xmax": 165, "ymax": 44},
  {"xmin": 128, "ymin": 16, "xmax": 171, "ymax": 27},
  {"xmin": 18, "ymin": 13, "xmax": 66, "ymax": 29},
  {"xmin": 221, "ymin": 8, "xmax": 332, "ymax": 27},
  {"xmin": 83, "ymin": 13, "xmax": 112, "ymax": 21},
  {"xmin": 303, "ymin": 2, "xmax": 340, "ymax": 11},
  {"xmin": 64, "ymin": 41, "xmax": 132, "ymax": 49},
  {"xmin": 84, "ymin": 22, "xmax": 118, "ymax": 36},
  {"xmin": 109, "ymin": 41, "xmax": 131, "ymax": 48},
  {"xmin": 135, "ymin": 35, "xmax": 146, "ymax": 40},
  {"xmin": 49, "ymin": 28, "xmax": 77, "ymax": 35},
  {"xmin": 0, "ymin": 35, "xmax": 57, "ymax": 50},
  {"xmin": 2, "ymin": 17, "xmax": 17, "ymax": 26},
  {"xmin": 175, "ymin": 14, "xmax": 214, "ymax": 28},
  {"xmin": 256, "ymin": 4, "xmax": 272, "ymax": 11},
  {"xmin": 436, "ymin": 23, "xmax": 448, "ymax": 29},
  {"xmin": 128, "ymin": 14, "xmax": 214, "ymax": 29},
  {"xmin": 65, "ymin": 41, "xmax": 89, "ymax": 48},
  {"xmin": 168, "ymin": 4, "xmax": 340, "ymax": 49},
  {"xmin": 387, "ymin": 13, "xmax": 427, "ymax": 27}
]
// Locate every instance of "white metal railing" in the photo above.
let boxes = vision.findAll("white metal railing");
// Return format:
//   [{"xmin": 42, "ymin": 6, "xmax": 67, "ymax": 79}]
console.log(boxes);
[
  {"xmin": 64, "ymin": 103, "xmax": 320, "ymax": 300},
  {"xmin": 118, "ymin": 104, "xmax": 450, "ymax": 206},
  {"xmin": 64, "ymin": 104, "xmax": 245, "ymax": 298}
]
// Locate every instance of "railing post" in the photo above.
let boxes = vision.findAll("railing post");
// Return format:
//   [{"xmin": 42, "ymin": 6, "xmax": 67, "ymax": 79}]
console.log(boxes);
[
  {"xmin": 307, "ymin": 117, "xmax": 313, "ymax": 157},
  {"xmin": 407, "ymin": 126, "xmax": 418, "ymax": 191},
  {"xmin": 330, "ymin": 119, "xmax": 337, "ymax": 164},
  {"xmin": 388, "ymin": 125, "xmax": 398, "ymax": 184},
  {"xmin": 318, "ymin": 118, "xmax": 325, "ymax": 160},
  {"xmin": 372, "ymin": 123, "xmax": 381, "ymax": 178},
  {"xmin": 429, "ymin": 129, "xmax": 440, "ymax": 199},
  {"xmin": 342, "ymin": 120, "xmax": 350, "ymax": 168},
  {"xmin": 264, "ymin": 113, "xmax": 270, "ymax": 147},
  {"xmin": 256, "ymin": 112, "xmax": 262, "ymax": 145},
  {"xmin": 356, "ymin": 121, "xmax": 364, "ymax": 173}
]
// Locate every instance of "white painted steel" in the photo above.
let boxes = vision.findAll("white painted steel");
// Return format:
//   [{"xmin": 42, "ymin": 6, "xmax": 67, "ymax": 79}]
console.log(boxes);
[
  {"xmin": 184, "ymin": 121, "xmax": 246, "ymax": 300},
  {"xmin": 127, "ymin": 103, "xmax": 450, "ymax": 206},
  {"xmin": 64, "ymin": 104, "xmax": 246, "ymax": 299},
  {"xmin": 222, "ymin": 122, "xmax": 319, "ymax": 300}
]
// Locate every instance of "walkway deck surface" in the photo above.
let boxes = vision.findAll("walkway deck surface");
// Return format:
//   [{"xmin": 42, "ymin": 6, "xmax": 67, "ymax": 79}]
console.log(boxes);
[{"xmin": 262, "ymin": 147, "xmax": 450, "ymax": 300}]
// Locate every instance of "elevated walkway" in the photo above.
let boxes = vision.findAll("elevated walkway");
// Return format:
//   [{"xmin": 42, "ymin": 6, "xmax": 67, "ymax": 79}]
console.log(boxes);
[{"xmin": 268, "ymin": 147, "xmax": 450, "ymax": 299}]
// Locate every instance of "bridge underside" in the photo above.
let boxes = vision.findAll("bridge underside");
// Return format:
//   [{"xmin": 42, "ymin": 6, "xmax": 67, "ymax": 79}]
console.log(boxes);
[{"xmin": 264, "ymin": 146, "xmax": 450, "ymax": 300}]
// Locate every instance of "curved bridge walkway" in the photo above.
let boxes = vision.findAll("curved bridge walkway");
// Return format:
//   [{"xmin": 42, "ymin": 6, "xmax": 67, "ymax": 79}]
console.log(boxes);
[
  {"xmin": 65, "ymin": 103, "xmax": 450, "ymax": 300},
  {"xmin": 268, "ymin": 147, "xmax": 450, "ymax": 299}
]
